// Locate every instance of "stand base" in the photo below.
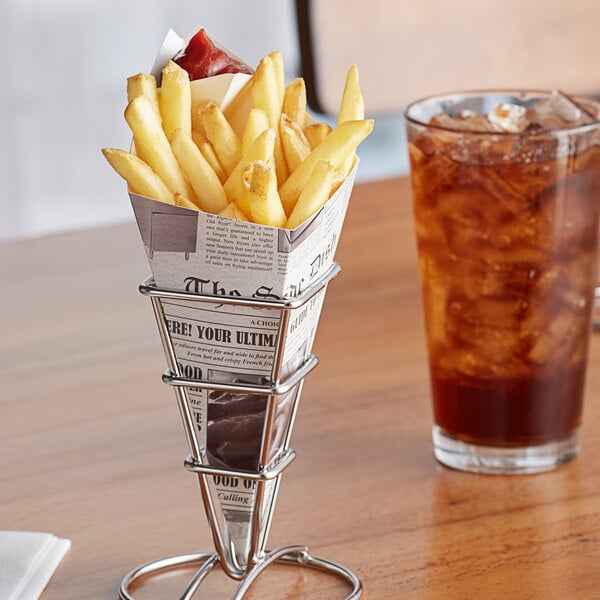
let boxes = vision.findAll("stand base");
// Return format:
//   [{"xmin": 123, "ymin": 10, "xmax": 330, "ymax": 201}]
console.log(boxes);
[
  {"xmin": 119, "ymin": 546, "xmax": 363, "ymax": 600},
  {"xmin": 432, "ymin": 425, "xmax": 580, "ymax": 475}
]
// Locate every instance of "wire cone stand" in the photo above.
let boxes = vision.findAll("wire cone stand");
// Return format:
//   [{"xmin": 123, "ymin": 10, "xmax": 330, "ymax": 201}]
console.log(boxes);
[{"xmin": 119, "ymin": 263, "xmax": 363, "ymax": 599}]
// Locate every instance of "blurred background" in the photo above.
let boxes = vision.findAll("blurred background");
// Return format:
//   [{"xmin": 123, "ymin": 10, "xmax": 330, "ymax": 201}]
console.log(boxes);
[
  {"xmin": 2, "ymin": 0, "xmax": 598, "ymax": 242},
  {"xmin": 0, "ymin": 0, "xmax": 404, "ymax": 243}
]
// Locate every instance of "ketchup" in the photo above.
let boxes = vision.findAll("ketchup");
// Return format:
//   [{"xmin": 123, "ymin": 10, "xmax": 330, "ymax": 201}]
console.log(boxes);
[{"xmin": 174, "ymin": 29, "xmax": 252, "ymax": 80}]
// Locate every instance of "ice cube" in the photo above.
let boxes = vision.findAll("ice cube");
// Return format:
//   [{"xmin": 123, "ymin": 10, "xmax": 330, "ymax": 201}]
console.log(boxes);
[
  {"xmin": 527, "ymin": 307, "xmax": 584, "ymax": 365},
  {"xmin": 436, "ymin": 347, "xmax": 479, "ymax": 378},
  {"xmin": 413, "ymin": 206, "xmax": 447, "ymax": 247},
  {"xmin": 527, "ymin": 331, "xmax": 555, "ymax": 365},
  {"xmin": 564, "ymin": 251, "xmax": 596, "ymax": 291},
  {"xmin": 469, "ymin": 297, "xmax": 524, "ymax": 329},
  {"xmin": 420, "ymin": 257, "xmax": 448, "ymax": 345},
  {"xmin": 477, "ymin": 167, "xmax": 533, "ymax": 215},
  {"xmin": 526, "ymin": 90, "xmax": 597, "ymax": 132},
  {"xmin": 410, "ymin": 150, "xmax": 460, "ymax": 200},
  {"xmin": 488, "ymin": 103, "xmax": 529, "ymax": 133},
  {"xmin": 558, "ymin": 288, "xmax": 588, "ymax": 314},
  {"xmin": 430, "ymin": 111, "xmax": 503, "ymax": 133},
  {"xmin": 443, "ymin": 317, "xmax": 527, "ymax": 378}
]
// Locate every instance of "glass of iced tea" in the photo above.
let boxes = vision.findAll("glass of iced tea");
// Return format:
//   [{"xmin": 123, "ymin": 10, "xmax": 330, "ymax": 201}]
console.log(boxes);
[{"xmin": 405, "ymin": 90, "xmax": 600, "ymax": 474}]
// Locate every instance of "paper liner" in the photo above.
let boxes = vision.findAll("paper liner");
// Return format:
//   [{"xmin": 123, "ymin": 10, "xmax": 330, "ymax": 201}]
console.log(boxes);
[
  {"xmin": 131, "ymin": 28, "xmax": 358, "ymax": 577},
  {"xmin": 129, "ymin": 166, "xmax": 354, "ymax": 298}
]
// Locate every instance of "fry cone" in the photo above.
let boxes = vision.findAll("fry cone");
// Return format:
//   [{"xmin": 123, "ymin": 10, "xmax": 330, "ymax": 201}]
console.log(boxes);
[{"xmin": 121, "ymin": 28, "xmax": 362, "ymax": 579}]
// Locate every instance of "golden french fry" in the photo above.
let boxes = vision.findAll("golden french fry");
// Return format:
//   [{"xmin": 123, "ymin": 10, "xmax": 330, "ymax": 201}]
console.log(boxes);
[
  {"xmin": 303, "ymin": 122, "xmax": 332, "ymax": 150},
  {"xmin": 268, "ymin": 51, "xmax": 285, "ymax": 106},
  {"xmin": 279, "ymin": 114, "xmax": 310, "ymax": 172},
  {"xmin": 252, "ymin": 55, "xmax": 288, "ymax": 183},
  {"xmin": 192, "ymin": 129, "xmax": 228, "ymax": 184},
  {"xmin": 242, "ymin": 108, "xmax": 270, "ymax": 154},
  {"xmin": 127, "ymin": 73, "xmax": 160, "ymax": 117},
  {"xmin": 237, "ymin": 164, "xmax": 254, "ymax": 219},
  {"xmin": 219, "ymin": 202, "xmax": 249, "ymax": 222},
  {"xmin": 159, "ymin": 60, "xmax": 192, "ymax": 140},
  {"xmin": 199, "ymin": 100, "xmax": 243, "ymax": 176},
  {"xmin": 286, "ymin": 161, "xmax": 335, "ymax": 229},
  {"xmin": 248, "ymin": 160, "xmax": 286, "ymax": 227},
  {"xmin": 223, "ymin": 128, "xmax": 276, "ymax": 216},
  {"xmin": 331, "ymin": 167, "xmax": 349, "ymax": 194},
  {"xmin": 102, "ymin": 147, "xmax": 174, "ymax": 204},
  {"xmin": 338, "ymin": 153, "xmax": 359, "ymax": 180},
  {"xmin": 279, "ymin": 119, "xmax": 374, "ymax": 215},
  {"xmin": 175, "ymin": 193, "xmax": 201, "ymax": 211},
  {"xmin": 125, "ymin": 95, "xmax": 196, "ymax": 201},
  {"xmin": 338, "ymin": 65, "xmax": 365, "ymax": 123},
  {"xmin": 201, "ymin": 143, "xmax": 228, "ymax": 184},
  {"xmin": 338, "ymin": 65, "xmax": 365, "ymax": 176},
  {"xmin": 252, "ymin": 55, "xmax": 281, "ymax": 127},
  {"xmin": 171, "ymin": 129, "xmax": 228, "ymax": 214},
  {"xmin": 191, "ymin": 127, "xmax": 206, "ymax": 147},
  {"xmin": 282, "ymin": 77, "xmax": 307, "ymax": 130},
  {"xmin": 126, "ymin": 73, "xmax": 160, "ymax": 162},
  {"xmin": 273, "ymin": 136, "xmax": 289, "ymax": 184},
  {"xmin": 191, "ymin": 98, "xmax": 212, "ymax": 135}
]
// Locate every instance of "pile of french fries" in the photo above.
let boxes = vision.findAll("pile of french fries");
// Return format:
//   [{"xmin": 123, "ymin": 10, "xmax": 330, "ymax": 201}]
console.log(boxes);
[{"xmin": 102, "ymin": 47, "xmax": 373, "ymax": 229}]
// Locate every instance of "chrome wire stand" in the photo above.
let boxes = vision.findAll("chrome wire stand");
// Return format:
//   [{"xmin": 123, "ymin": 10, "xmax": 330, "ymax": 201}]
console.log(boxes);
[
  {"xmin": 119, "ymin": 547, "xmax": 362, "ymax": 600},
  {"xmin": 119, "ymin": 263, "xmax": 363, "ymax": 599}
]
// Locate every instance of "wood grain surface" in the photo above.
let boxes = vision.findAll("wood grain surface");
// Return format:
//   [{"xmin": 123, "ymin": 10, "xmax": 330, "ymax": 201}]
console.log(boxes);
[{"xmin": 2, "ymin": 177, "xmax": 600, "ymax": 599}]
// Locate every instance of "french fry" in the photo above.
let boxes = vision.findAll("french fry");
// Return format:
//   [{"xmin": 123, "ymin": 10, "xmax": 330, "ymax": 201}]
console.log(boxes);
[
  {"xmin": 199, "ymin": 100, "xmax": 242, "ymax": 176},
  {"xmin": 219, "ymin": 202, "xmax": 250, "ymax": 222},
  {"xmin": 201, "ymin": 143, "xmax": 228, "ymax": 184},
  {"xmin": 101, "ymin": 147, "xmax": 174, "ymax": 204},
  {"xmin": 338, "ymin": 65, "xmax": 365, "ymax": 123},
  {"xmin": 330, "ymin": 167, "xmax": 349, "ymax": 195},
  {"xmin": 251, "ymin": 54, "xmax": 288, "ymax": 183},
  {"xmin": 273, "ymin": 137, "xmax": 289, "ymax": 184},
  {"xmin": 248, "ymin": 160, "xmax": 286, "ymax": 227},
  {"xmin": 282, "ymin": 77, "xmax": 307, "ymax": 130},
  {"xmin": 125, "ymin": 95, "xmax": 196, "ymax": 202},
  {"xmin": 171, "ymin": 129, "xmax": 228, "ymax": 214},
  {"xmin": 268, "ymin": 51, "xmax": 285, "ymax": 106},
  {"xmin": 191, "ymin": 127, "xmax": 206, "ymax": 148},
  {"xmin": 192, "ymin": 129, "xmax": 228, "ymax": 184},
  {"xmin": 126, "ymin": 73, "xmax": 161, "ymax": 162},
  {"xmin": 127, "ymin": 73, "xmax": 160, "ymax": 117},
  {"xmin": 279, "ymin": 119, "xmax": 374, "ymax": 215},
  {"xmin": 338, "ymin": 65, "xmax": 365, "ymax": 177},
  {"xmin": 252, "ymin": 55, "xmax": 281, "ymax": 127},
  {"xmin": 286, "ymin": 161, "xmax": 335, "ymax": 229},
  {"xmin": 159, "ymin": 60, "xmax": 192, "ymax": 140},
  {"xmin": 223, "ymin": 128, "xmax": 276, "ymax": 216},
  {"xmin": 191, "ymin": 98, "xmax": 211, "ymax": 135},
  {"xmin": 242, "ymin": 108, "xmax": 270, "ymax": 154},
  {"xmin": 304, "ymin": 122, "xmax": 333, "ymax": 150},
  {"xmin": 279, "ymin": 114, "xmax": 310, "ymax": 172},
  {"xmin": 175, "ymin": 193, "xmax": 200, "ymax": 210}
]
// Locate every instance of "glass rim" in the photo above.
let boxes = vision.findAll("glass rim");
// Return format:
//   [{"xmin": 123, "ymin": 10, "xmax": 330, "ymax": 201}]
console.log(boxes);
[{"xmin": 404, "ymin": 88, "xmax": 600, "ymax": 137}]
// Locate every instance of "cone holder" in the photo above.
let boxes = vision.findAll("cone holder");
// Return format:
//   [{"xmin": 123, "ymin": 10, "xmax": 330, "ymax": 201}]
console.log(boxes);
[{"xmin": 119, "ymin": 262, "xmax": 362, "ymax": 599}]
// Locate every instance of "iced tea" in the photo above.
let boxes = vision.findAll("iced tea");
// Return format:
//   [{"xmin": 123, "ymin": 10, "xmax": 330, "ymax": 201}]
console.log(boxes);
[{"xmin": 405, "ymin": 91, "xmax": 600, "ymax": 472}]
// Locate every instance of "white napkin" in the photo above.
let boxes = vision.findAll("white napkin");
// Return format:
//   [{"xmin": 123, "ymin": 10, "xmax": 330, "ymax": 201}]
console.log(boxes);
[{"xmin": 0, "ymin": 532, "xmax": 70, "ymax": 600}]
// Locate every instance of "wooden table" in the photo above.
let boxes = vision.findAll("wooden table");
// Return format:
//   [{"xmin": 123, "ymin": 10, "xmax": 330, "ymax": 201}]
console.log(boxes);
[{"xmin": 2, "ymin": 177, "xmax": 600, "ymax": 599}]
